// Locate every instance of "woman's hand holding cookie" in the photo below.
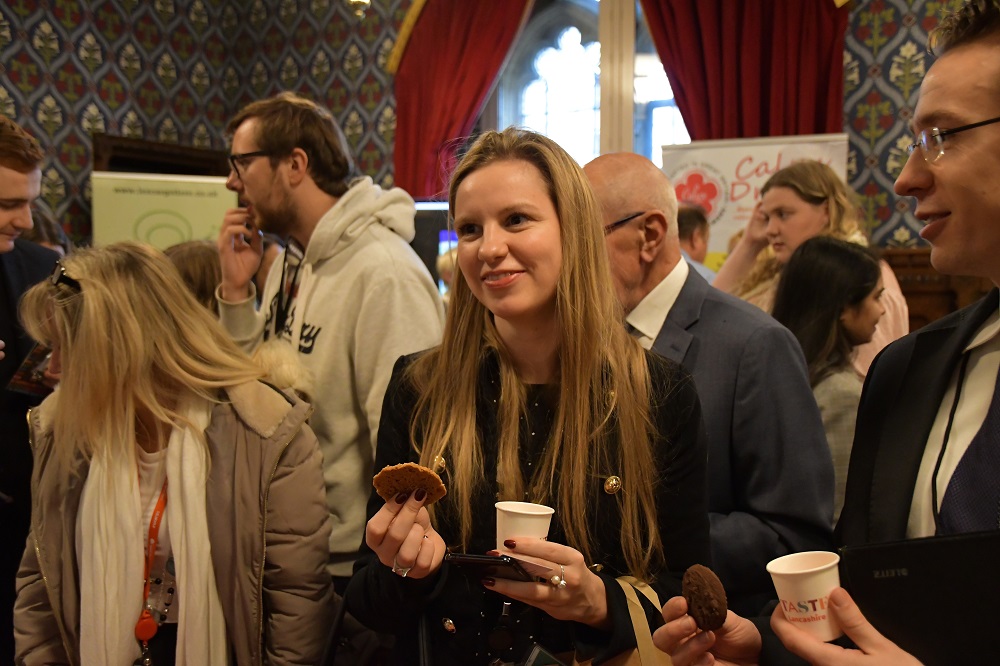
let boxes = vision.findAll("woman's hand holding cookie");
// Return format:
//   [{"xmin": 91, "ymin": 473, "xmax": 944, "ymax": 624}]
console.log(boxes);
[
  {"xmin": 365, "ymin": 488, "xmax": 445, "ymax": 580},
  {"xmin": 653, "ymin": 596, "xmax": 762, "ymax": 666}
]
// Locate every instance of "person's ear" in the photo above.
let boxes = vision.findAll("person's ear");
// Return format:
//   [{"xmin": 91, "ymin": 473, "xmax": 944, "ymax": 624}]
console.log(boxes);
[
  {"xmin": 286, "ymin": 147, "xmax": 309, "ymax": 186},
  {"xmin": 640, "ymin": 211, "xmax": 668, "ymax": 262}
]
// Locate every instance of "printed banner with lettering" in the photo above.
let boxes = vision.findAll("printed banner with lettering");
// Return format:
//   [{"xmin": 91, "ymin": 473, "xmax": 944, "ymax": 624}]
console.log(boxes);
[
  {"xmin": 661, "ymin": 134, "xmax": 848, "ymax": 268},
  {"xmin": 92, "ymin": 172, "xmax": 236, "ymax": 249}
]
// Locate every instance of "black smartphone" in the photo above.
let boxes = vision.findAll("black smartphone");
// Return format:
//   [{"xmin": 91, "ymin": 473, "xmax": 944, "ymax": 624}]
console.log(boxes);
[
  {"xmin": 521, "ymin": 643, "xmax": 569, "ymax": 666},
  {"xmin": 445, "ymin": 553, "xmax": 552, "ymax": 582}
]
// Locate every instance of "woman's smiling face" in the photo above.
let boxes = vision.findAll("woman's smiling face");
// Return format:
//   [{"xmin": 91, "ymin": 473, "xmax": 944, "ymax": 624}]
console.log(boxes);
[{"xmin": 453, "ymin": 159, "xmax": 563, "ymax": 332}]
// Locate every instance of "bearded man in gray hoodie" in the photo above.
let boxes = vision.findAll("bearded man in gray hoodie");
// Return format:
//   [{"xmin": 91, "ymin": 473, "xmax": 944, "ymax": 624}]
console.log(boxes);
[{"xmin": 217, "ymin": 92, "xmax": 444, "ymax": 592}]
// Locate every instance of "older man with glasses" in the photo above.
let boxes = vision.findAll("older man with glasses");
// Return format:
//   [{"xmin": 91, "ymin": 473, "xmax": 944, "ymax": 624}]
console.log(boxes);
[
  {"xmin": 0, "ymin": 115, "xmax": 59, "ymax": 663},
  {"xmin": 584, "ymin": 152, "xmax": 835, "ymax": 617},
  {"xmin": 655, "ymin": 2, "xmax": 1000, "ymax": 664}
]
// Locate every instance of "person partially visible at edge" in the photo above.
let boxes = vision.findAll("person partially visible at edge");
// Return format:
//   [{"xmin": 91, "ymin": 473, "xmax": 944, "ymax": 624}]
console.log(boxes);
[
  {"xmin": 345, "ymin": 128, "xmax": 710, "ymax": 665},
  {"xmin": 772, "ymin": 237, "xmax": 886, "ymax": 522},
  {"xmin": 14, "ymin": 242, "xmax": 333, "ymax": 665},
  {"xmin": 215, "ymin": 92, "xmax": 444, "ymax": 589},
  {"xmin": 0, "ymin": 114, "xmax": 58, "ymax": 664},
  {"xmin": 676, "ymin": 204, "xmax": 716, "ymax": 282},
  {"xmin": 584, "ymin": 152, "xmax": 834, "ymax": 617},
  {"xmin": 712, "ymin": 160, "xmax": 908, "ymax": 378},
  {"xmin": 20, "ymin": 208, "xmax": 73, "ymax": 257},
  {"xmin": 655, "ymin": 1, "xmax": 1000, "ymax": 664}
]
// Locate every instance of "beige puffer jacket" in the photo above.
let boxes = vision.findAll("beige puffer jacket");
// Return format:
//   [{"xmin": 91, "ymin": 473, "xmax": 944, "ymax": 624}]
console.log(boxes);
[{"xmin": 13, "ymin": 381, "xmax": 335, "ymax": 665}]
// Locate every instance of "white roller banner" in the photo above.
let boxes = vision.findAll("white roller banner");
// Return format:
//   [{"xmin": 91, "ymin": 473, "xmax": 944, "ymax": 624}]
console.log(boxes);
[
  {"xmin": 92, "ymin": 172, "xmax": 236, "ymax": 249},
  {"xmin": 661, "ymin": 133, "xmax": 848, "ymax": 269}
]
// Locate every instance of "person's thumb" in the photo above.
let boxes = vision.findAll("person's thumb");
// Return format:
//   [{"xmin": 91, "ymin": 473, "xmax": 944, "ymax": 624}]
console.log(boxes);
[{"xmin": 828, "ymin": 587, "xmax": 890, "ymax": 652}]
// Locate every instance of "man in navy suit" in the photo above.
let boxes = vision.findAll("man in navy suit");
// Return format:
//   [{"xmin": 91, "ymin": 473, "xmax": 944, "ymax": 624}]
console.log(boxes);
[
  {"xmin": 584, "ymin": 153, "xmax": 835, "ymax": 615},
  {"xmin": 0, "ymin": 116, "xmax": 59, "ymax": 663},
  {"xmin": 653, "ymin": 2, "xmax": 1000, "ymax": 663}
]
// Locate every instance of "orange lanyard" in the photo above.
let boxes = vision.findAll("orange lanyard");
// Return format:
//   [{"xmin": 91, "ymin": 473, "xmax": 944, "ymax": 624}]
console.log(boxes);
[{"xmin": 134, "ymin": 479, "xmax": 168, "ymax": 645}]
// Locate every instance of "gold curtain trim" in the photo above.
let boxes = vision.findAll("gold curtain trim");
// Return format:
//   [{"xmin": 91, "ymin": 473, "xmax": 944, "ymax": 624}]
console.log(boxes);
[
  {"xmin": 833, "ymin": 0, "xmax": 850, "ymax": 7},
  {"xmin": 386, "ymin": 0, "xmax": 429, "ymax": 74}
]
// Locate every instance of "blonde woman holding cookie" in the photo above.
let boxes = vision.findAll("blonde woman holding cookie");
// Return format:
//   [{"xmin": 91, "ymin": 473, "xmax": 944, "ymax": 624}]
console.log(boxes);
[{"xmin": 345, "ymin": 129, "xmax": 710, "ymax": 664}]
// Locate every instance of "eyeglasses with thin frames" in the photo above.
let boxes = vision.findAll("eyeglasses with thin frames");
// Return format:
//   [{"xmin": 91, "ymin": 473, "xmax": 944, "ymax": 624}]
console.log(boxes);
[
  {"xmin": 604, "ymin": 211, "xmax": 645, "ymax": 235},
  {"xmin": 50, "ymin": 261, "xmax": 81, "ymax": 292},
  {"xmin": 907, "ymin": 115, "xmax": 1000, "ymax": 163},
  {"xmin": 228, "ymin": 150, "xmax": 271, "ymax": 179}
]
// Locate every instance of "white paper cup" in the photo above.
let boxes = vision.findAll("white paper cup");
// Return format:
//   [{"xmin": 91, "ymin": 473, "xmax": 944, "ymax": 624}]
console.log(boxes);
[
  {"xmin": 766, "ymin": 551, "xmax": 843, "ymax": 642},
  {"xmin": 495, "ymin": 501, "xmax": 554, "ymax": 556}
]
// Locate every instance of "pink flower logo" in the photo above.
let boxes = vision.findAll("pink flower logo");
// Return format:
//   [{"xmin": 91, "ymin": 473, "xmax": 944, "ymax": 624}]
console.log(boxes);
[{"xmin": 675, "ymin": 172, "xmax": 721, "ymax": 215}]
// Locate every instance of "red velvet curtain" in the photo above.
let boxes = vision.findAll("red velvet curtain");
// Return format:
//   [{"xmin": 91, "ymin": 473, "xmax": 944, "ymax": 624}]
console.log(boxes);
[
  {"xmin": 639, "ymin": 0, "xmax": 849, "ymax": 140},
  {"xmin": 393, "ymin": 0, "xmax": 533, "ymax": 198}
]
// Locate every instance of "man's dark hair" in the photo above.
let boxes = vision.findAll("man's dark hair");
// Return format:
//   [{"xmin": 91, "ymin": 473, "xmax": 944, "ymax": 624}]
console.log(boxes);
[
  {"xmin": 677, "ymin": 204, "xmax": 709, "ymax": 243},
  {"xmin": 227, "ymin": 92, "xmax": 355, "ymax": 197},
  {"xmin": 0, "ymin": 115, "xmax": 44, "ymax": 172},
  {"xmin": 930, "ymin": 0, "xmax": 1000, "ymax": 55}
]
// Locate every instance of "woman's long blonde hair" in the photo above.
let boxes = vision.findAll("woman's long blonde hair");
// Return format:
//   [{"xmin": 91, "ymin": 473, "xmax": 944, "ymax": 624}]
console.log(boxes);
[
  {"xmin": 20, "ymin": 242, "xmax": 264, "ymax": 471},
  {"xmin": 406, "ymin": 128, "xmax": 664, "ymax": 578},
  {"xmin": 736, "ymin": 160, "xmax": 869, "ymax": 307}
]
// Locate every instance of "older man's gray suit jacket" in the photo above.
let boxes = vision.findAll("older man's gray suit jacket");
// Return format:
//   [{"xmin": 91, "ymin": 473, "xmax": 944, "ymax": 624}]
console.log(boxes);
[{"xmin": 650, "ymin": 269, "xmax": 835, "ymax": 611}]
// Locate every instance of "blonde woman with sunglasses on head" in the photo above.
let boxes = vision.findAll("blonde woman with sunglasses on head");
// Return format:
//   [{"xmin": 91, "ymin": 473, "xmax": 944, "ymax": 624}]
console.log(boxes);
[{"xmin": 14, "ymin": 242, "xmax": 334, "ymax": 665}]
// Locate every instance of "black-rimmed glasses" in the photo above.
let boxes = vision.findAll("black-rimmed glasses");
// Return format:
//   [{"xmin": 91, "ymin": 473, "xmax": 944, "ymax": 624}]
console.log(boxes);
[
  {"xmin": 50, "ymin": 261, "xmax": 81, "ymax": 292},
  {"xmin": 228, "ymin": 150, "xmax": 271, "ymax": 178},
  {"xmin": 604, "ymin": 211, "xmax": 645, "ymax": 235},
  {"xmin": 907, "ymin": 115, "xmax": 1000, "ymax": 163}
]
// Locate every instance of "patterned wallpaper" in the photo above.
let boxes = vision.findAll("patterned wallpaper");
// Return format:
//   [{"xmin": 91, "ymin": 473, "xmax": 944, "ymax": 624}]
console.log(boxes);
[
  {"xmin": 0, "ymin": 0, "xmax": 409, "ymax": 240},
  {"xmin": 0, "ymin": 0, "xmax": 973, "ymax": 246},
  {"xmin": 845, "ymin": 0, "xmax": 965, "ymax": 247}
]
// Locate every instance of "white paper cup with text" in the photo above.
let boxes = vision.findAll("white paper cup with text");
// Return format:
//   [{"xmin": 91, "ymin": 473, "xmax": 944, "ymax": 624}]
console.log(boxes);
[
  {"xmin": 495, "ymin": 501, "xmax": 554, "ymax": 556},
  {"xmin": 766, "ymin": 551, "xmax": 844, "ymax": 642}
]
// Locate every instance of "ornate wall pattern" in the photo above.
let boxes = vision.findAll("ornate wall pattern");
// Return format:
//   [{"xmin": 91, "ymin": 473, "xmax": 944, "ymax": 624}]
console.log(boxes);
[
  {"xmin": 845, "ymin": 0, "xmax": 965, "ymax": 248},
  {"xmin": 0, "ymin": 0, "xmax": 408, "ymax": 240}
]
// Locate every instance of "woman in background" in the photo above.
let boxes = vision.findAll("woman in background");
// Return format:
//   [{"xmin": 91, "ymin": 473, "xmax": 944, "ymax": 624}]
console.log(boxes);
[
  {"xmin": 713, "ymin": 160, "xmax": 906, "ymax": 377},
  {"xmin": 346, "ymin": 128, "xmax": 709, "ymax": 664},
  {"xmin": 14, "ymin": 242, "xmax": 333, "ymax": 665},
  {"xmin": 164, "ymin": 239, "xmax": 222, "ymax": 314},
  {"xmin": 772, "ymin": 236, "xmax": 885, "ymax": 520},
  {"xmin": 21, "ymin": 209, "xmax": 73, "ymax": 257}
]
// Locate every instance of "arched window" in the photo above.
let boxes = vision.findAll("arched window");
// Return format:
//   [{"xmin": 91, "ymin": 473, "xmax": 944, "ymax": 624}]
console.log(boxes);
[{"xmin": 489, "ymin": 0, "xmax": 690, "ymax": 167}]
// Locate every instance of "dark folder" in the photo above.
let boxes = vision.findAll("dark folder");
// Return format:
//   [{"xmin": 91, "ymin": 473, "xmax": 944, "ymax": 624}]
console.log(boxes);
[{"xmin": 839, "ymin": 530, "xmax": 1000, "ymax": 665}]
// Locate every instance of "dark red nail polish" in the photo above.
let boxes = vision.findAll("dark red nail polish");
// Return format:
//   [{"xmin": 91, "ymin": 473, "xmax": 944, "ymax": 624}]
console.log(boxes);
[
  {"xmin": 482, "ymin": 577, "xmax": 496, "ymax": 587},
  {"xmin": 395, "ymin": 492, "xmax": 410, "ymax": 504},
  {"xmin": 486, "ymin": 550, "xmax": 500, "ymax": 557},
  {"xmin": 503, "ymin": 539, "xmax": 516, "ymax": 549},
  {"xmin": 414, "ymin": 488, "xmax": 427, "ymax": 502}
]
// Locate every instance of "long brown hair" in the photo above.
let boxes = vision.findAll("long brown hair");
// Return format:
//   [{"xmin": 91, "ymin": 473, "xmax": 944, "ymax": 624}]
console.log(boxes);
[{"xmin": 406, "ymin": 128, "xmax": 664, "ymax": 578}]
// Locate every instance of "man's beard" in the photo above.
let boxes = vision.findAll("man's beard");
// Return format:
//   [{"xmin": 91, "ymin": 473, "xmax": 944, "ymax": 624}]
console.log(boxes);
[{"xmin": 254, "ymin": 193, "xmax": 297, "ymax": 241}]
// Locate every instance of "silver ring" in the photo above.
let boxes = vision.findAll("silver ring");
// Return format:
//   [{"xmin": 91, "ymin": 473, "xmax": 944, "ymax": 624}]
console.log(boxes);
[
  {"xmin": 392, "ymin": 557, "xmax": 412, "ymax": 578},
  {"xmin": 549, "ymin": 564, "xmax": 568, "ymax": 589}
]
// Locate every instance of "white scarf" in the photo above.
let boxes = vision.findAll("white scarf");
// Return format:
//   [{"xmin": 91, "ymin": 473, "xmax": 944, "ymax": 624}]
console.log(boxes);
[{"xmin": 78, "ymin": 396, "xmax": 229, "ymax": 665}]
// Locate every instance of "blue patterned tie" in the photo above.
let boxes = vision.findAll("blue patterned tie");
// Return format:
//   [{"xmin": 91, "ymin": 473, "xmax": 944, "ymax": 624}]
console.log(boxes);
[{"xmin": 938, "ymin": 363, "xmax": 1000, "ymax": 534}]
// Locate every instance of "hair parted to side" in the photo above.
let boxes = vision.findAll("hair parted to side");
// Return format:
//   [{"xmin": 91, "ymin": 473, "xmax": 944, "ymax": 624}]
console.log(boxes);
[
  {"xmin": 677, "ymin": 204, "xmax": 709, "ymax": 243},
  {"xmin": 405, "ymin": 128, "xmax": 664, "ymax": 579},
  {"xmin": 0, "ymin": 115, "xmax": 44, "ymax": 172},
  {"xmin": 227, "ymin": 91, "xmax": 355, "ymax": 197},
  {"xmin": 164, "ymin": 239, "xmax": 222, "ymax": 314},
  {"xmin": 772, "ymin": 237, "xmax": 881, "ymax": 387},
  {"xmin": 737, "ymin": 159, "xmax": 868, "ymax": 304},
  {"xmin": 930, "ymin": 0, "xmax": 1000, "ymax": 55},
  {"xmin": 19, "ymin": 242, "xmax": 264, "ymax": 471}
]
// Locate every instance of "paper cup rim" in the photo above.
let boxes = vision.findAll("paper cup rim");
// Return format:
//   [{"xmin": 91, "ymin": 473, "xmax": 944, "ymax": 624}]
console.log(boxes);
[
  {"xmin": 766, "ymin": 550, "xmax": 840, "ymax": 576},
  {"xmin": 495, "ymin": 501, "xmax": 555, "ymax": 515}
]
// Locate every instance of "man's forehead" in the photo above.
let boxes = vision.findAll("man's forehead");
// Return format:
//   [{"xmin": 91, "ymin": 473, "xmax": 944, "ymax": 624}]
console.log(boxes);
[
  {"xmin": 0, "ymin": 164, "xmax": 41, "ymax": 196},
  {"xmin": 912, "ymin": 43, "xmax": 1000, "ymax": 129}
]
